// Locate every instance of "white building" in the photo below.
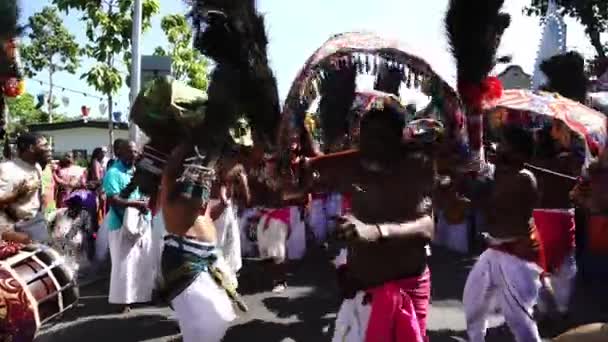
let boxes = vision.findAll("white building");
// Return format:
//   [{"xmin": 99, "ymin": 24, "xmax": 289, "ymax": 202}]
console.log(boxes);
[{"xmin": 28, "ymin": 119, "xmax": 129, "ymax": 158}]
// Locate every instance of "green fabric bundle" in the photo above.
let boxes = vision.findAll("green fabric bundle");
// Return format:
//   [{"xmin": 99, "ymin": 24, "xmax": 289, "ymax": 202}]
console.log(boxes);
[{"xmin": 130, "ymin": 76, "xmax": 208, "ymax": 146}]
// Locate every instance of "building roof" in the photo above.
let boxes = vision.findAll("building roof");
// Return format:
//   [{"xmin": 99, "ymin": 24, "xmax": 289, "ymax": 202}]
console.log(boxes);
[
  {"xmin": 497, "ymin": 65, "xmax": 532, "ymax": 79},
  {"xmin": 28, "ymin": 119, "xmax": 129, "ymax": 132}
]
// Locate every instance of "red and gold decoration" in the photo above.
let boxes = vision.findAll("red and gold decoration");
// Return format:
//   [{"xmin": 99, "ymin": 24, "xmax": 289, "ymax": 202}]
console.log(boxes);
[
  {"xmin": 1, "ymin": 1, "xmax": 25, "ymax": 142},
  {"xmin": 0, "ymin": 243, "xmax": 78, "ymax": 341},
  {"xmin": 0, "ymin": 242, "xmax": 36, "ymax": 342}
]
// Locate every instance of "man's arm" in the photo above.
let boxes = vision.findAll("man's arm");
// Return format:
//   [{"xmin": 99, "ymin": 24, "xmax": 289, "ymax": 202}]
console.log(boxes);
[
  {"xmin": 106, "ymin": 195, "xmax": 147, "ymax": 211},
  {"xmin": 209, "ymin": 186, "xmax": 229, "ymax": 221},
  {"xmin": 377, "ymin": 215, "xmax": 434, "ymax": 242},
  {"xmin": 103, "ymin": 172, "xmax": 146, "ymax": 211}
]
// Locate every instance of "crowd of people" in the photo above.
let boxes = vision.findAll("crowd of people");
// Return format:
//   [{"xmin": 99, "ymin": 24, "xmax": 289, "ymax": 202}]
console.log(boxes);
[{"xmin": 0, "ymin": 101, "xmax": 605, "ymax": 342}]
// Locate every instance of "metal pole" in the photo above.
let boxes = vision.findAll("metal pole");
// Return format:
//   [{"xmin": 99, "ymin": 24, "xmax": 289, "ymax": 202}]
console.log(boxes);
[{"xmin": 129, "ymin": 0, "xmax": 143, "ymax": 144}]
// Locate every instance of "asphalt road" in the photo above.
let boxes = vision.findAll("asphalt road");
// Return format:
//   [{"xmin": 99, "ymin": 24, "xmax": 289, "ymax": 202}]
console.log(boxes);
[{"xmin": 35, "ymin": 246, "xmax": 608, "ymax": 342}]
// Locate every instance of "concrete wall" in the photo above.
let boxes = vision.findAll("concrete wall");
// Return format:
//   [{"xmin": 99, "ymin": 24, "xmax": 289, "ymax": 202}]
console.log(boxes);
[{"xmin": 36, "ymin": 127, "xmax": 129, "ymax": 157}]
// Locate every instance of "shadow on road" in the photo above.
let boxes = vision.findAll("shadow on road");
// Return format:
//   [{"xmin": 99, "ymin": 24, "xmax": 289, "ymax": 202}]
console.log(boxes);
[
  {"xmin": 225, "ymin": 318, "xmax": 334, "ymax": 342},
  {"xmin": 35, "ymin": 314, "xmax": 180, "ymax": 342}
]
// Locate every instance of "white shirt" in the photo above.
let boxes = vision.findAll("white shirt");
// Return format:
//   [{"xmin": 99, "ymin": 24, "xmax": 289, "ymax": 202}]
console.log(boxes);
[{"xmin": 0, "ymin": 158, "xmax": 43, "ymax": 227}]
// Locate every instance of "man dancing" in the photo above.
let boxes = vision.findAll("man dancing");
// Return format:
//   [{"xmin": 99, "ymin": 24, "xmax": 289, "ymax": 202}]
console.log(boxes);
[
  {"xmin": 531, "ymin": 121, "xmax": 582, "ymax": 318},
  {"xmin": 159, "ymin": 144, "xmax": 244, "ymax": 342},
  {"xmin": 309, "ymin": 102, "xmax": 435, "ymax": 342},
  {"xmin": 462, "ymin": 126, "xmax": 543, "ymax": 342}
]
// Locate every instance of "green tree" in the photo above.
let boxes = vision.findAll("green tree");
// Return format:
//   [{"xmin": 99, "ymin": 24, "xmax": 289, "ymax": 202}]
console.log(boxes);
[
  {"xmin": 20, "ymin": 6, "xmax": 81, "ymax": 121},
  {"xmin": 4, "ymin": 93, "xmax": 67, "ymax": 133},
  {"xmin": 525, "ymin": 0, "xmax": 608, "ymax": 59},
  {"xmin": 53, "ymin": 0, "xmax": 160, "ymax": 144},
  {"xmin": 153, "ymin": 14, "xmax": 210, "ymax": 91}
]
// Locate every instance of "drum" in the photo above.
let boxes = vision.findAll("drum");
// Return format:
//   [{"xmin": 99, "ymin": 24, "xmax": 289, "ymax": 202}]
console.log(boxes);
[{"xmin": 0, "ymin": 243, "xmax": 78, "ymax": 340}]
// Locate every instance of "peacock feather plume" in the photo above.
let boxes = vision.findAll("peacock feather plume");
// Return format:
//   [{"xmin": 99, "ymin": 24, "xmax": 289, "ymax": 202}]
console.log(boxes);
[
  {"xmin": 190, "ymin": 0, "xmax": 281, "ymax": 155},
  {"xmin": 445, "ymin": 0, "xmax": 511, "ymax": 96}
]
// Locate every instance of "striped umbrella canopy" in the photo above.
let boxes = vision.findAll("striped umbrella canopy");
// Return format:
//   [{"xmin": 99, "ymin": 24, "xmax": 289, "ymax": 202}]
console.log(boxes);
[{"xmin": 492, "ymin": 89, "xmax": 607, "ymax": 156}]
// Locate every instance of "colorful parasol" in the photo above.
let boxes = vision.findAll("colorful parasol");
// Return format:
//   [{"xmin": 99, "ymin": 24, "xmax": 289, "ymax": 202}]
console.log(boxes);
[
  {"xmin": 492, "ymin": 89, "xmax": 607, "ymax": 156},
  {"xmin": 281, "ymin": 31, "xmax": 465, "ymax": 158}
]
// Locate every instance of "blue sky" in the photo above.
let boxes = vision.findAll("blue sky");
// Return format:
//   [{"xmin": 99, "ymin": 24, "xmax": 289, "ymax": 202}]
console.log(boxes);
[{"xmin": 21, "ymin": 0, "xmax": 597, "ymax": 120}]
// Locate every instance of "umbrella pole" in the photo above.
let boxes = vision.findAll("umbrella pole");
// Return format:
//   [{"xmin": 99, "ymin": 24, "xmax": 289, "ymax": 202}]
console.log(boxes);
[{"xmin": 524, "ymin": 162, "xmax": 578, "ymax": 181}]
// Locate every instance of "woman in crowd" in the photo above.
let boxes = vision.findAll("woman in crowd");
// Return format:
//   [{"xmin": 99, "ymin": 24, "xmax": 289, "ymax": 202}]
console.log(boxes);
[
  {"xmin": 87, "ymin": 147, "xmax": 108, "ymax": 225},
  {"xmin": 53, "ymin": 152, "xmax": 86, "ymax": 208}
]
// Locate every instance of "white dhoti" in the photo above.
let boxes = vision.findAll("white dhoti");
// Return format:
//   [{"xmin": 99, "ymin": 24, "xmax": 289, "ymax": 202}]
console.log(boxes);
[
  {"xmin": 287, "ymin": 206, "xmax": 306, "ymax": 260},
  {"xmin": 332, "ymin": 291, "xmax": 372, "ymax": 342},
  {"xmin": 463, "ymin": 248, "xmax": 542, "ymax": 342},
  {"xmin": 163, "ymin": 236, "xmax": 236, "ymax": 342},
  {"xmin": 95, "ymin": 216, "xmax": 111, "ymax": 262},
  {"xmin": 239, "ymin": 208, "xmax": 259, "ymax": 257},
  {"xmin": 257, "ymin": 208, "xmax": 289, "ymax": 263},
  {"xmin": 108, "ymin": 208, "xmax": 156, "ymax": 304},
  {"xmin": 172, "ymin": 272, "xmax": 236, "ymax": 342},
  {"xmin": 308, "ymin": 195, "xmax": 328, "ymax": 243},
  {"xmin": 538, "ymin": 252, "xmax": 577, "ymax": 314},
  {"xmin": 213, "ymin": 200, "xmax": 242, "ymax": 275},
  {"xmin": 434, "ymin": 210, "xmax": 469, "ymax": 254}
]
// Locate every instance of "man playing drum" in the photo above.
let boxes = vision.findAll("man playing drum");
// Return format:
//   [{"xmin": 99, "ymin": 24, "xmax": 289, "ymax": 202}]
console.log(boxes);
[{"xmin": 0, "ymin": 133, "xmax": 51, "ymax": 244}]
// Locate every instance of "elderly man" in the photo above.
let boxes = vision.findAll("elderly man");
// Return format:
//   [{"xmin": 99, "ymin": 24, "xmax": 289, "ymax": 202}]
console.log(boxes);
[
  {"xmin": 103, "ymin": 140, "xmax": 152, "ymax": 312},
  {"xmin": 0, "ymin": 133, "xmax": 51, "ymax": 243}
]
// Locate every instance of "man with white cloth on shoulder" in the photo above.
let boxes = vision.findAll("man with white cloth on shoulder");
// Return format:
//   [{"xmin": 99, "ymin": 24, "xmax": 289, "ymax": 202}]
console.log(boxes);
[
  {"xmin": 103, "ymin": 140, "xmax": 152, "ymax": 313},
  {"xmin": 0, "ymin": 133, "xmax": 52, "ymax": 244},
  {"xmin": 158, "ymin": 144, "xmax": 246, "ymax": 342}
]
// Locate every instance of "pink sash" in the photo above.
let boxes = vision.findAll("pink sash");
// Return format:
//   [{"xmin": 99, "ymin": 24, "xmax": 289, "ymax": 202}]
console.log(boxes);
[{"xmin": 365, "ymin": 268, "xmax": 430, "ymax": 342}]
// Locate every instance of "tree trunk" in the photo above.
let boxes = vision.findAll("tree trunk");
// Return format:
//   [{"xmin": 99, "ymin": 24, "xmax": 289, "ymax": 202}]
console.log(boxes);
[
  {"xmin": 108, "ymin": 94, "xmax": 114, "ymax": 157},
  {"xmin": 588, "ymin": 29, "xmax": 606, "ymax": 59},
  {"xmin": 578, "ymin": 4, "xmax": 606, "ymax": 58}
]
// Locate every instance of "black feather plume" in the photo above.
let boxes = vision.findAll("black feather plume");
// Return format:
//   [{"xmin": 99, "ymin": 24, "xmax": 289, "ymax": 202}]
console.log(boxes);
[
  {"xmin": 318, "ymin": 63, "xmax": 357, "ymax": 148},
  {"xmin": 0, "ymin": 0, "xmax": 24, "ymax": 79},
  {"xmin": 540, "ymin": 51, "xmax": 588, "ymax": 103},
  {"xmin": 190, "ymin": 0, "xmax": 281, "ymax": 152},
  {"xmin": 374, "ymin": 63, "xmax": 404, "ymax": 96},
  {"xmin": 446, "ymin": 0, "xmax": 511, "ymax": 93},
  {"xmin": 0, "ymin": 0, "xmax": 22, "ymax": 39}
]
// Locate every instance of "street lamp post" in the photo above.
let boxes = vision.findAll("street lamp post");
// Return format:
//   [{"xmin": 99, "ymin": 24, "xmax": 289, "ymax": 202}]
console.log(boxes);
[{"xmin": 129, "ymin": 0, "xmax": 143, "ymax": 145}]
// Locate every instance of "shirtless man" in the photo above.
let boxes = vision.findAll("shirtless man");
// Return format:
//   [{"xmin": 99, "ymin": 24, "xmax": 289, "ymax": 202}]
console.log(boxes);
[
  {"xmin": 159, "ymin": 144, "xmax": 241, "ymax": 342},
  {"xmin": 305, "ymin": 103, "xmax": 435, "ymax": 341},
  {"xmin": 462, "ymin": 126, "xmax": 543, "ymax": 342},
  {"xmin": 530, "ymin": 122, "xmax": 582, "ymax": 317}
]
